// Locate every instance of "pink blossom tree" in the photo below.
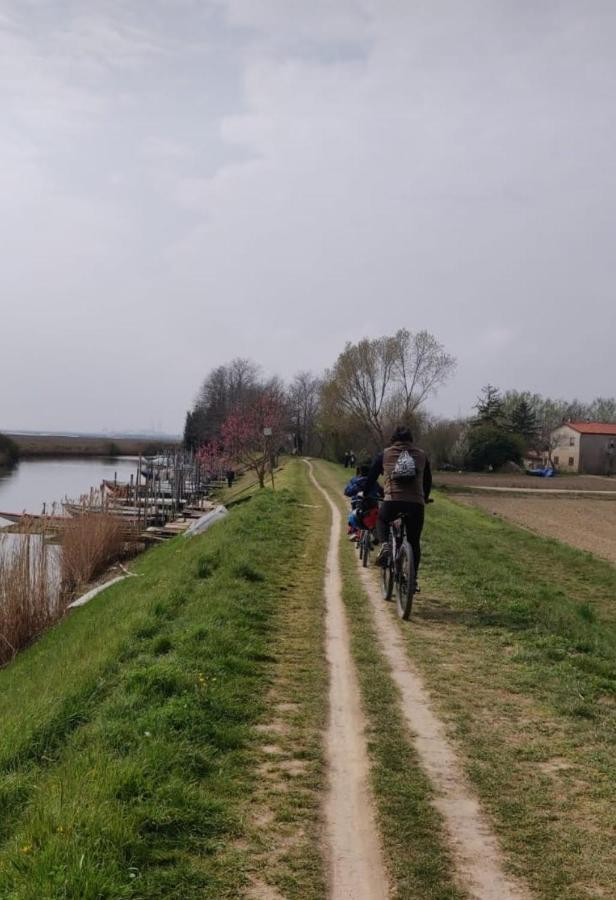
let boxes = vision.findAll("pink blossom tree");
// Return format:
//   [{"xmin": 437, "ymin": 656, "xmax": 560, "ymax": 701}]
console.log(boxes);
[
  {"xmin": 221, "ymin": 390, "xmax": 288, "ymax": 488},
  {"xmin": 197, "ymin": 439, "xmax": 229, "ymax": 481}
]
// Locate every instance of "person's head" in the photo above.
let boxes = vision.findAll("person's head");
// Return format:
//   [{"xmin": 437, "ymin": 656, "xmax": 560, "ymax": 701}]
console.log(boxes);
[
  {"xmin": 389, "ymin": 425, "xmax": 413, "ymax": 445},
  {"xmin": 358, "ymin": 464, "xmax": 370, "ymax": 476}
]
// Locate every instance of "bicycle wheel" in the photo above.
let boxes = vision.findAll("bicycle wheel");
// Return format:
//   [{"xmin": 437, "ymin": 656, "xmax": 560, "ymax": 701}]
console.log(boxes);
[
  {"xmin": 357, "ymin": 531, "xmax": 364, "ymax": 560},
  {"xmin": 396, "ymin": 540, "xmax": 415, "ymax": 620},
  {"xmin": 361, "ymin": 530, "xmax": 370, "ymax": 567},
  {"xmin": 381, "ymin": 550, "xmax": 394, "ymax": 601}
]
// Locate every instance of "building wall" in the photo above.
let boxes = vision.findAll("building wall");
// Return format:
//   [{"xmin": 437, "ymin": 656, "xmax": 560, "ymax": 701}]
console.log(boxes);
[
  {"xmin": 579, "ymin": 434, "xmax": 616, "ymax": 475},
  {"xmin": 551, "ymin": 425, "xmax": 581, "ymax": 472}
]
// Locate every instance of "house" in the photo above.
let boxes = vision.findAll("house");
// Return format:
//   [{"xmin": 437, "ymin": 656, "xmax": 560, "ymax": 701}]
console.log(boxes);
[{"xmin": 550, "ymin": 422, "xmax": 616, "ymax": 475}]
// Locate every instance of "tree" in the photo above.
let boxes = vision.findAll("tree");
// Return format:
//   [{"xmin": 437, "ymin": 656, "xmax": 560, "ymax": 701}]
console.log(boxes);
[
  {"xmin": 505, "ymin": 396, "xmax": 539, "ymax": 445},
  {"xmin": 221, "ymin": 390, "xmax": 289, "ymax": 488},
  {"xmin": 466, "ymin": 426, "xmax": 525, "ymax": 471},
  {"xmin": 420, "ymin": 418, "xmax": 466, "ymax": 468},
  {"xmin": 288, "ymin": 371, "xmax": 322, "ymax": 456},
  {"xmin": 473, "ymin": 384, "xmax": 504, "ymax": 427},
  {"xmin": 322, "ymin": 329, "xmax": 456, "ymax": 448},
  {"xmin": 588, "ymin": 397, "xmax": 616, "ymax": 422},
  {"xmin": 189, "ymin": 358, "xmax": 261, "ymax": 446},
  {"xmin": 197, "ymin": 439, "xmax": 229, "ymax": 480},
  {"xmin": 391, "ymin": 329, "xmax": 457, "ymax": 420}
]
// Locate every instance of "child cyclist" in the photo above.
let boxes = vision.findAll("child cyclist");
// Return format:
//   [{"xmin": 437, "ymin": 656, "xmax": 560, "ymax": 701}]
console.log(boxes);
[{"xmin": 344, "ymin": 461, "xmax": 383, "ymax": 541}]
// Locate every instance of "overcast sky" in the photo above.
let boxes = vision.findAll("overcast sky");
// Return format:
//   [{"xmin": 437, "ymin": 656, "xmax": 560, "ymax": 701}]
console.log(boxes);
[{"xmin": 1, "ymin": 0, "xmax": 615, "ymax": 434}]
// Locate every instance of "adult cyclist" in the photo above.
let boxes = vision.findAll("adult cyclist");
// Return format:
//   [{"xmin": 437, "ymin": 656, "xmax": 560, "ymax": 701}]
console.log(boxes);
[{"xmin": 362, "ymin": 425, "xmax": 432, "ymax": 586}]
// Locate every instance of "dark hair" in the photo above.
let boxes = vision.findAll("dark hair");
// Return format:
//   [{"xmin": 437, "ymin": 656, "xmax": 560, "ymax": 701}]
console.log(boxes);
[
  {"xmin": 390, "ymin": 425, "xmax": 413, "ymax": 444},
  {"xmin": 358, "ymin": 464, "xmax": 370, "ymax": 476}
]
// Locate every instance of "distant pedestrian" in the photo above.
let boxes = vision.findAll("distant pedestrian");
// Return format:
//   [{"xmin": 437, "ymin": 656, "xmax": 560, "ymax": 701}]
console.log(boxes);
[
  {"xmin": 225, "ymin": 469, "xmax": 236, "ymax": 488},
  {"xmin": 343, "ymin": 450, "xmax": 351, "ymax": 469},
  {"xmin": 349, "ymin": 451, "xmax": 357, "ymax": 468}
]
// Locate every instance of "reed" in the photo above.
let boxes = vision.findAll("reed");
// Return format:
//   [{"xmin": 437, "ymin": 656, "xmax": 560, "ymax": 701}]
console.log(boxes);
[
  {"xmin": 60, "ymin": 511, "xmax": 128, "ymax": 594},
  {"xmin": 0, "ymin": 522, "xmax": 61, "ymax": 666}
]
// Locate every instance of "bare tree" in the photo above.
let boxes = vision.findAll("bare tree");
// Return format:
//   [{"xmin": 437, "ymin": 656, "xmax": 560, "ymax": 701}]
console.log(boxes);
[
  {"xmin": 288, "ymin": 371, "xmax": 322, "ymax": 455},
  {"xmin": 323, "ymin": 337, "xmax": 398, "ymax": 445},
  {"xmin": 392, "ymin": 329, "xmax": 457, "ymax": 419},
  {"xmin": 322, "ymin": 330, "xmax": 456, "ymax": 448},
  {"xmin": 187, "ymin": 357, "xmax": 261, "ymax": 446}
]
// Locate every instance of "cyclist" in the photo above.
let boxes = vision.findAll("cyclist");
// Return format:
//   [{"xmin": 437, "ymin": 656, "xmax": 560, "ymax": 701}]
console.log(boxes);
[{"xmin": 362, "ymin": 425, "xmax": 432, "ymax": 583}]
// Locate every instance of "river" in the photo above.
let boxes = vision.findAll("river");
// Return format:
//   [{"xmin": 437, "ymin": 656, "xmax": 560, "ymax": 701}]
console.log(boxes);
[{"xmin": 0, "ymin": 457, "xmax": 138, "ymax": 525}]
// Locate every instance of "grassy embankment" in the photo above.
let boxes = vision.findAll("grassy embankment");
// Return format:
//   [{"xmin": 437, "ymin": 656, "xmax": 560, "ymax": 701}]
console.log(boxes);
[
  {"xmin": 0, "ymin": 459, "xmax": 328, "ymax": 899},
  {"xmin": 325, "ymin": 459, "xmax": 616, "ymax": 899}
]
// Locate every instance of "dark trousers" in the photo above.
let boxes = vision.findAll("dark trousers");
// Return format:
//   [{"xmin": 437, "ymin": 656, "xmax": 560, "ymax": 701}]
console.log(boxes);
[{"xmin": 377, "ymin": 501, "xmax": 425, "ymax": 573}]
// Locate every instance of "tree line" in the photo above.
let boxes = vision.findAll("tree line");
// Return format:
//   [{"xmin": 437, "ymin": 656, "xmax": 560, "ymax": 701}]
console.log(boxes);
[
  {"xmin": 183, "ymin": 333, "xmax": 616, "ymax": 476},
  {"xmin": 463, "ymin": 386, "xmax": 616, "ymax": 470},
  {"xmin": 183, "ymin": 329, "xmax": 456, "ymax": 482}
]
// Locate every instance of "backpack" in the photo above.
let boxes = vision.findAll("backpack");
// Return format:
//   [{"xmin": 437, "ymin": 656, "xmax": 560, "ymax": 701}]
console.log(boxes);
[{"xmin": 391, "ymin": 449, "xmax": 416, "ymax": 481}]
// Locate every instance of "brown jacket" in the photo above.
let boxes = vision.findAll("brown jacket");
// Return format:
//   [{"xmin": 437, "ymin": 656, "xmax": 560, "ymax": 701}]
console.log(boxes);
[{"xmin": 383, "ymin": 441, "xmax": 429, "ymax": 504}]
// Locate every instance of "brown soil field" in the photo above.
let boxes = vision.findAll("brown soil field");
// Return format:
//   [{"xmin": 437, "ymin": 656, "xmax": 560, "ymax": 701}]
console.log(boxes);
[
  {"xmin": 6, "ymin": 433, "xmax": 178, "ymax": 458},
  {"xmin": 435, "ymin": 471, "xmax": 616, "ymax": 492},
  {"xmin": 454, "ymin": 493, "xmax": 616, "ymax": 564}
]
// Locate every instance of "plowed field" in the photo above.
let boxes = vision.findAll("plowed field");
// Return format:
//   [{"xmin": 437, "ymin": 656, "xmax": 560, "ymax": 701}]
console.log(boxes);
[{"xmin": 455, "ymin": 493, "xmax": 616, "ymax": 563}]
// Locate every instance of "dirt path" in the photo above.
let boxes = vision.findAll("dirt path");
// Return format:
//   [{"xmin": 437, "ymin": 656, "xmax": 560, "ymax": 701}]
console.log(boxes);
[
  {"xmin": 356, "ymin": 562, "xmax": 530, "ymax": 900},
  {"xmin": 310, "ymin": 462, "xmax": 530, "ymax": 900},
  {"xmin": 304, "ymin": 460, "xmax": 389, "ymax": 900}
]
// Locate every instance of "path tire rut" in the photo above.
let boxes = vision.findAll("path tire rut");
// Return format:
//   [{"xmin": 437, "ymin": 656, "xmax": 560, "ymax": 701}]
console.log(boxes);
[
  {"xmin": 355, "ymin": 558, "xmax": 530, "ymax": 900},
  {"xmin": 304, "ymin": 460, "xmax": 389, "ymax": 900}
]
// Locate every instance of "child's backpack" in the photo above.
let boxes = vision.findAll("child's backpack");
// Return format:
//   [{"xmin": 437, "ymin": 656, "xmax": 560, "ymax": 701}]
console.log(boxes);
[{"xmin": 391, "ymin": 449, "xmax": 416, "ymax": 481}]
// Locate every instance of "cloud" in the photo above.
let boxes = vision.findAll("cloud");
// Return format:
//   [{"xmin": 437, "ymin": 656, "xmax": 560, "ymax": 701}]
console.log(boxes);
[{"xmin": 1, "ymin": 1, "xmax": 616, "ymax": 432}]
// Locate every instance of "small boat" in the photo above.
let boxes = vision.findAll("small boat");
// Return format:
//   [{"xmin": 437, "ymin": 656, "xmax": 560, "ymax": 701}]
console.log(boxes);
[{"xmin": 0, "ymin": 511, "xmax": 66, "ymax": 525}]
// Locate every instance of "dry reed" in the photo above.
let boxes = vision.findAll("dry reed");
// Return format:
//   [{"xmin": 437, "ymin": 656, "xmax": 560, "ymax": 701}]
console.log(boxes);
[
  {"xmin": 60, "ymin": 511, "xmax": 128, "ymax": 594},
  {"xmin": 0, "ymin": 522, "xmax": 62, "ymax": 666},
  {"xmin": 0, "ymin": 507, "xmax": 135, "ymax": 667}
]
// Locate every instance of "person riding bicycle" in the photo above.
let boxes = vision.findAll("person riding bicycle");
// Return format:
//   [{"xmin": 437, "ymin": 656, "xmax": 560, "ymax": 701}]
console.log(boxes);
[
  {"xmin": 362, "ymin": 425, "xmax": 432, "ymax": 581},
  {"xmin": 344, "ymin": 462, "xmax": 384, "ymax": 540}
]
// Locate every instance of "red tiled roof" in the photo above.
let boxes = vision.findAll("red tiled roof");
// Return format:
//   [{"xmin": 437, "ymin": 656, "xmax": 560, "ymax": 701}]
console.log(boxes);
[{"xmin": 567, "ymin": 422, "xmax": 616, "ymax": 435}]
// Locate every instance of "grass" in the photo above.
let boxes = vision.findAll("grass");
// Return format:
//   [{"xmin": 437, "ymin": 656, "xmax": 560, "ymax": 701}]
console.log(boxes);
[
  {"xmin": 313, "ymin": 460, "xmax": 464, "ymax": 900},
  {"xmin": 325, "ymin": 459, "xmax": 615, "ymax": 899},
  {"xmin": 241, "ymin": 460, "xmax": 329, "ymax": 898},
  {"xmin": 0, "ymin": 460, "xmax": 322, "ymax": 898}
]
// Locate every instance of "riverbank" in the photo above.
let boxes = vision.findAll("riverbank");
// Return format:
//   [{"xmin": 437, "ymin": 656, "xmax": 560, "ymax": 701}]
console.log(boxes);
[{"xmin": 5, "ymin": 432, "xmax": 179, "ymax": 458}]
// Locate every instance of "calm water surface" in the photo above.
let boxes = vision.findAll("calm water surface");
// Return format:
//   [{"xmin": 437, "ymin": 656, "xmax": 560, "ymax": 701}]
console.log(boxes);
[{"xmin": 0, "ymin": 457, "xmax": 138, "ymax": 525}]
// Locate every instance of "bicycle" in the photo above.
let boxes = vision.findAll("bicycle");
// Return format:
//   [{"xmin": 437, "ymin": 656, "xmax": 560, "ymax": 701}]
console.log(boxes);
[{"xmin": 380, "ymin": 517, "xmax": 416, "ymax": 620}]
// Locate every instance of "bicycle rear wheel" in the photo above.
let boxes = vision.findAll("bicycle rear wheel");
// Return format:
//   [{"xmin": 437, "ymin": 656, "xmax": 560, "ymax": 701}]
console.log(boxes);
[
  {"xmin": 361, "ymin": 530, "xmax": 371, "ymax": 567},
  {"xmin": 396, "ymin": 540, "xmax": 415, "ymax": 620}
]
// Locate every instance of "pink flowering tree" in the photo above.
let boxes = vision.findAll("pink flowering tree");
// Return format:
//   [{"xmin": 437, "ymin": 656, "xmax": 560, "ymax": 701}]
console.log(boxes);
[
  {"xmin": 197, "ymin": 439, "xmax": 229, "ymax": 481},
  {"xmin": 221, "ymin": 390, "xmax": 288, "ymax": 488}
]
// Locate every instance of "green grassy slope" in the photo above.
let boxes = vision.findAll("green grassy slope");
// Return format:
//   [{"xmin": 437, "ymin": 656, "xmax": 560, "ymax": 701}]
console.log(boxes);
[{"xmin": 0, "ymin": 461, "xmax": 322, "ymax": 899}]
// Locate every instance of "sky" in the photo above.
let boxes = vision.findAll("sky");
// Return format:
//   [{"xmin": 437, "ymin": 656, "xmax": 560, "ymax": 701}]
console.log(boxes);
[{"xmin": 1, "ymin": 0, "xmax": 615, "ymax": 434}]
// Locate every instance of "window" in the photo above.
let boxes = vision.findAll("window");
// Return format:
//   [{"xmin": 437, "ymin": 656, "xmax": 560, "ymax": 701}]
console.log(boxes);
[
  {"xmin": 554, "ymin": 456, "xmax": 559, "ymax": 465},
  {"xmin": 569, "ymin": 437, "xmax": 575, "ymax": 446},
  {"xmin": 569, "ymin": 457, "xmax": 574, "ymax": 467}
]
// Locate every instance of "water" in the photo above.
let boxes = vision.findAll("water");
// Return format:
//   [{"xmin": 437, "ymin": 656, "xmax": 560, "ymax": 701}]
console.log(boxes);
[{"xmin": 0, "ymin": 457, "xmax": 138, "ymax": 525}]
